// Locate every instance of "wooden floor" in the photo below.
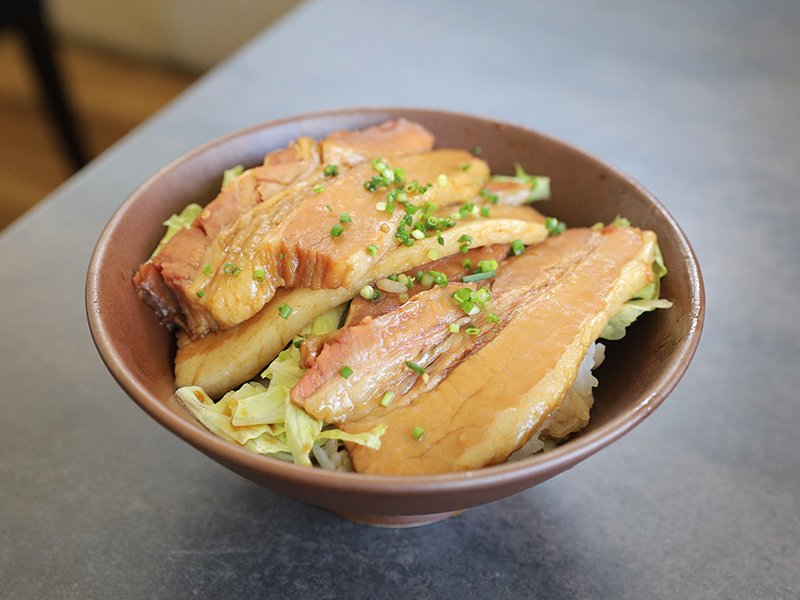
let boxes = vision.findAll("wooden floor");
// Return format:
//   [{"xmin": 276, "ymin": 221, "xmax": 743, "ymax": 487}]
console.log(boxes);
[{"xmin": 0, "ymin": 36, "xmax": 198, "ymax": 230}]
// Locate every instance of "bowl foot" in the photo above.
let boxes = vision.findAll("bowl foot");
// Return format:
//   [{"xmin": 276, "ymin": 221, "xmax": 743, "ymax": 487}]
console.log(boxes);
[{"xmin": 333, "ymin": 509, "xmax": 464, "ymax": 528}]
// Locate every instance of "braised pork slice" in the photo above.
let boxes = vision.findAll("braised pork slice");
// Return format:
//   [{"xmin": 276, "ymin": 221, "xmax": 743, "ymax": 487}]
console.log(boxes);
[
  {"xmin": 291, "ymin": 229, "xmax": 598, "ymax": 424},
  {"xmin": 134, "ymin": 119, "xmax": 435, "ymax": 333},
  {"xmin": 340, "ymin": 226, "xmax": 657, "ymax": 474},
  {"xmin": 191, "ymin": 150, "xmax": 489, "ymax": 333},
  {"xmin": 175, "ymin": 215, "xmax": 549, "ymax": 398}
]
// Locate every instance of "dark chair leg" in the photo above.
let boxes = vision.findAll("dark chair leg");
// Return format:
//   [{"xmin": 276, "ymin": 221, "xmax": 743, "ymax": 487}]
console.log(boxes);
[{"xmin": 19, "ymin": 5, "xmax": 89, "ymax": 171}]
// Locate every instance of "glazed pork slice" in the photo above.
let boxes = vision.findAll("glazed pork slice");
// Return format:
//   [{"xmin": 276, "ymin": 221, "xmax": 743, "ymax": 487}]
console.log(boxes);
[
  {"xmin": 340, "ymin": 226, "xmax": 657, "ymax": 475},
  {"xmin": 134, "ymin": 119, "xmax": 435, "ymax": 332},
  {"xmin": 191, "ymin": 150, "xmax": 489, "ymax": 333},
  {"xmin": 175, "ymin": 214, "xmax": 549, "ymax": 398},
  {"xmin": 291, "ymin": 229, "xmax": 598, "ymax": 424}
]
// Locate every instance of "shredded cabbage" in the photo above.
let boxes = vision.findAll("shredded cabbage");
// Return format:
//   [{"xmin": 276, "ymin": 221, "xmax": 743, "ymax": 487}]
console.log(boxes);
[
  {"xmin": 149, "ymin": 203, "xmax": 202, "ymax": 259},
  {"xmin": 601, "ymin": 223, "xmax": 673, "ymax": 340},
  {"xmin": 221, "ymin": 164, "xmax": 245, "ymax": 188},
  {"xmin": 176, "ymin": 305, "xmax": 386, "ymax": 467},
  {"xmin": 490, "ymin": 163, "xmax": 551, "ymax": 201}
]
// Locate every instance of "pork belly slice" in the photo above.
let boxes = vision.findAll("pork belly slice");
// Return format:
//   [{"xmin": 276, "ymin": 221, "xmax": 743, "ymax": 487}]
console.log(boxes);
[
  {"xmin": 175, "ymin": 215, "xmax": 548, "ymax": 398},
  {"xmin": 341, "ymin": 226, "xmax": 657, "ymax": 475},
  {"xmin": 134, "ymin": 119, "xmax": 435, "ymax": 333},
  {"xmin": 322, "ymin": 118, "xmax": 435, "ymax": 167},
  {"xmin": 292, "ymin": 228, "xmax": 596, "ymax": 424},
  {"xmin": 192, "ymin": 150, "xmax": 489, "ymax": 333}
]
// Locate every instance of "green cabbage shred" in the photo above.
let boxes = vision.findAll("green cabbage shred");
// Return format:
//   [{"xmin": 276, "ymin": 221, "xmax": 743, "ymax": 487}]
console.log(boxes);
[
  {"xmin": 149, "ymin": 203, "xmax": 202, "ymax": 259},
  {"xmin": 176, "ymin": 306, "xmax": 386, "ymax": 467},
  {"xmin": 600, "ymin": 219, "xmax": 673, "ymax": 340}
]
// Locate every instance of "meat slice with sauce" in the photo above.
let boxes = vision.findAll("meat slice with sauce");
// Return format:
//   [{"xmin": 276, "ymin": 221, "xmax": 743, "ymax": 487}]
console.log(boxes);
[
  {"xmin": 133, "ymin": 119, "xmax": 435, "ymax": 333},
  {"xmin": 332, "ymin": 226, "xmax": 656, "ymax": 474},
  {"xmin": 190, "ymin": 149, "xmax": 489, "ymax": 334}
]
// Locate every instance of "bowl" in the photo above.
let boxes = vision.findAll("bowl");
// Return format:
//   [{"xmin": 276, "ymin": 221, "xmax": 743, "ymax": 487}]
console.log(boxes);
[{"xmin": 86, "ymin": 108, "xmax": 704, "ymax": 527}]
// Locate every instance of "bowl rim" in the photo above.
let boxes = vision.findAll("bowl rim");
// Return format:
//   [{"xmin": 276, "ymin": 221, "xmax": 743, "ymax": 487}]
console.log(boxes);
[{"xmin": 86, "ymin": 106, "xmax": 705, "ymax": 495}]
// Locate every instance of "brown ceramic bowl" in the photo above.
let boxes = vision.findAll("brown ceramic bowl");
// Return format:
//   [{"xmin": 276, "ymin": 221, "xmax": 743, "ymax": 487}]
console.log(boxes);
[{"xmin": 86, "ymin": 108, "xmax": 704, "ymax": 527}]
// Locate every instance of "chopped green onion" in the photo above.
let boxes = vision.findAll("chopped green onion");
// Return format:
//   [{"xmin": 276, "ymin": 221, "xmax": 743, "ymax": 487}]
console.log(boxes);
[
  {"xmin": 436, "ymin": 174, "xmax": 449, "ymax": 187},
  {"xmin": 460, "ymin": 259, "xmax": 472, "ymax": 270},
  {"xmin": 432, "ymin": 271, "xmax": 448, "ymax": 286},
  {"xmin": 545, "ymin": 216, "xmax": 567, "ymax": 235},
  {"xmin": 252, "ymin": 269, "xmax": 266, "ymax": 281},
  {"xmin": 437, "ymin": 235, "xmax": 445, "ymax": 246},
  {"xmin": 312, "ymin": 184, "xmax": 325, "ymax": 194},
  {"xmin": 405, "ymin": 361, "xmax": 426, "ymax": 375},
  {"xmin": 323, "ymin": 164, "xmax": 339, "ymax": 177},
  {"xmin": 388, "ymin": 274, "xmax": 399, "ymax": 281},
  {"xmin": 279, "ymin": 253, "xmax": 285, "ymax": 259},
  {"xmin": 426, "ymin": 249, "xmax": 440, "ymax": 261},
  {"xmin": 339, "ymin": 365, "xmax": 353, "ymax": 378},
  {"xmin": 330, "ymin": 223, "xmax": 345, "ymax": 237},
  {"xmin": 480, "ymin": 205, "xmax": 491, "ymax": 218},
  {"xmin": 340, "ymin": 212, "xmax": 352, "ymax": 224},
  {"xmin": 202, "ymin": 263, "xmax": 212, "ymax": 276},
  {"xmin": 465, "ymin": 326, "xmax": 481, "ymax": 336},
  {"xmin": 411, "ymin": 425, "xmax": 425, "ymax": 440},
  {"xmin": 411, "ymin": 229, "xmax": 425, "ymax": 240},
  {"xmin": 223, "ymin": 262, "xmax": 241, "ymax": 276},
  {"xmin": 360, "ymin": 285, "xmax": 376, "ymax": 300},
  {"xmin": 449, "ymin": 322, "xmax": 460, "ymax": 333},
  {"xmin": 511, "ymin": 239, "xmax": 525, "ymax": 256},
  {"xmin": 196, "ymin": 290, "xmax": 205, "ymax": 298},
  {"xmin": 293, "ymin": 339, "xmax": 303, "ymax": 348},
  {"xmin": 420, "ymin": 273, "xmax": 435, "ymax": 288},
  {"xmin": 461, "ymin": 270, "xmax": 495, "ymax": 283},
  {"xmin": 478, "ymin": 259, "xmax": 498, "ymax": 273},
  {"xmin": 366, "ymin": 244, "xmax": 378, "ymax": 256},
  {"xmin": 460, "ymin": 163, "xmax": 471, "ymax": 171},
  {"xmin": 380, "ymin": 391, "xmax": 395, "ymax": 407},
  {"xmin": 472, "ymin": 146, "xmax": 483, "ymax": 155},
  {"xmin": 277, "ymin": 303, "xmax": 293, "ymax": 319},
  {"xmin": 487, "ymin": 313, "xmax": 499, "ymax": 323}
]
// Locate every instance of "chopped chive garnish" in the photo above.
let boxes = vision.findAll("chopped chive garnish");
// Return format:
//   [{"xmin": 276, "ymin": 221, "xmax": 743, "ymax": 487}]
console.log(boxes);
[
  {"xmin": 411, "ymin": 425, "xmax": 425, "ymax": 440},
  {"xmin": 330, "ymin": 223, "xmax": 345, "ymax": 237},
  {"xmin": 223, "ymin": 262, "xmax": 241, "ymax": 276},
  {"xmin": 437, "ymin": 235, "xmax": 445, "ymax": 246},
  {"xmin": 487, "ymin": 313, "xmax": 499, "ymax": 323},
  {"xmin": 360, "ymin": 285, "xmax": 375, "ymax": 300},
  {"xmin": 449, "ymin": 322, "xmax": 460, "ymax": 333},
  {"xmin": 477, "ymin": 259, "xmax": 499, "ymax": 273},
  {"xmin": 380, "ymin": 391, "xmax": 395, "ymax": 407},
  {"xmin": 202, "ymin": 263, "xmax": 212, "ymax": 276},
  {"xmin": 480, "ymin": 205, "xmax": 491, "ymax": 218},
  {"xmin": 279, "ymin": 253, "xmax": 285, "ymax": 259},
  {"xmin": 462, "ymin": 258, "xmax": 473, "ymax": 269},
  {"xmin": 426, "ymin": 249, "xmax": 440, "ymax": 261},
  {"xmin": 196, "ymin": 290, "xmax": 205, "ymax": 298},
  {"xmin": 405, "ymin": 361, "xmax": 426, "ymax": 375},
  {"xmin": 436, "ymin": 174, "xmax": 449, "ymax": 187},
  {"xmin": 472, "ymin": 146, "xmax": 483, "ymax": 155},
  {"xmin": 340, "ymin": 212, "xmax": 352, "ymax": 224},
  {"xmin": 312, "ymin": 184, "xmax": 325, "ymax": 193},
  {"xmin": 545, "ymin": 216, "xmax": 567, "ymax": 235},
  {"xmin": 339, "ymin": 365, "xmax": 353, "ymax": 378},
  {"xmin": 277, "ymin": 303, "xmax": 293, "ymax": 319},
  {"xmin": 252, "ymin": 269, "xmax": 266, "ymax": 281},
  {"xmin": 366, "ymin": 244, "xmax": 378, "ymax": 256},
  {"xmin": 293, "ymin": 339, "xmax": 303, "ymax": 348},
  {"xmin": 460, "ymin": 163, "xmax": 471, "ymax": 171},
  {"xmin": 511, "ymin": 239, "xmax": 525, "ymax": 256},
  {"xmin": 465, "ymin": 326, "xmax": 481, "ymax": 336},
  {"xmin": 388, "ymin": 274, "xmax": 399, "ymax": 281},
  {"xmin": 461, "ymin": 270, "xmax": 495, "ymax": 283},
  {"xmin": 323, "ymin": 164, "xmax": 339, "ymax": 177}
]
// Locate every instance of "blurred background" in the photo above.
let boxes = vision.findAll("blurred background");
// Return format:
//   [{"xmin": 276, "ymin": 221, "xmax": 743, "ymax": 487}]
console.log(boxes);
[{"xmin": 0, "ymin": 0, "xmax": 301, "ymax": 230}]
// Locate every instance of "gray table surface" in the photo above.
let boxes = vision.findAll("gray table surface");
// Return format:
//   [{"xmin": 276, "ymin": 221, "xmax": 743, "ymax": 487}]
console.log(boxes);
[{"xmin": 2, "ymin": 0, "xmax": 798, "ymax": 598}]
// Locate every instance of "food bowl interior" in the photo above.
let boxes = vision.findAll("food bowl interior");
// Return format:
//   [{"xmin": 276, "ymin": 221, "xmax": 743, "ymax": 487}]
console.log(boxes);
[{"xmin": 88, "ymin": 108, "xmax": 702, "ymax": 520}]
